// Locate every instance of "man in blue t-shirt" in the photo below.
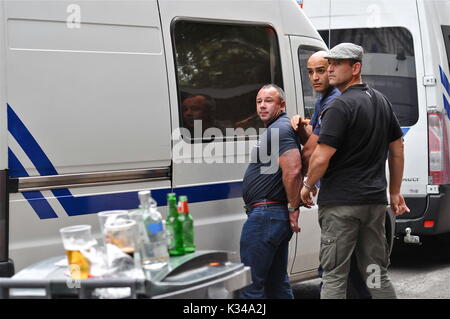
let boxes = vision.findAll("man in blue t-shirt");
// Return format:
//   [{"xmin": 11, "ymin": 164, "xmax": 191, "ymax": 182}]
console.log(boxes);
[
  {"xmin": 292, "ymin": 51, "xmax": 340, "ymax": 173},
  {"xmin": 240, "ymin": 84, "xmax": 302, "ymax": 299}
]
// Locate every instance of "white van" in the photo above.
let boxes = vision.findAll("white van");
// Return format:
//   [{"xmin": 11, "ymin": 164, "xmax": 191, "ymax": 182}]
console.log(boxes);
[
  {"xmin": 303, "ymin": 0, "xmax": 450, "ymax": 242},
  {"xmin": 0, "ymin": 0, "xmax": 329, "ymax": 280}
]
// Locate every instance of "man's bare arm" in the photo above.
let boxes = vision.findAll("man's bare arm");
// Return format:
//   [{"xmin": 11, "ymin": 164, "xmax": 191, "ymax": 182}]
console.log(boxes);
[
  {"xmin": 301, "ymin": 133, "xmax": 319, "ymax": 174},
  {"xmin": 305, "ymin": 143, "xmax": 336, "ymax": 186},
  {"xmin": 301, "ymin": 143, "xmax": 336, "ymax": 206},
  {"xmin": 296, "ymin": 125, "xmax": 312, "ymax": 146},
  {"xmin": 279, "ymin": 148, "xmax": 302, "ymax": 233},
  {"xmin": 388, "ymin": 138, "xmax": 410, "ymax": 216}
]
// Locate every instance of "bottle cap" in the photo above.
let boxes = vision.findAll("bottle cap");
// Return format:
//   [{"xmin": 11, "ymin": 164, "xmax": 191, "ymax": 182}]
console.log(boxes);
[
  {"xmin": 179, "ymin": 195, "xmax": 188, "ymax": 202},
  {"xmin": 138, "ymin": 190, "xmax": 150, "ymax": 203},
  {"xmin": 167, "ymin": 192, "xmax": 176, "ymax": 199}
]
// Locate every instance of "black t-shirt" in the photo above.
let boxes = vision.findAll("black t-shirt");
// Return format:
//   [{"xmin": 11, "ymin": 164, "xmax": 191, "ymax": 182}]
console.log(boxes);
[
  {"xmin": 317, "ymin": 84, "xmax": 403, "ymax": 205},
  {"xmin": 242, "ymin": 113, "xmax": 300, "ymax": 205}
]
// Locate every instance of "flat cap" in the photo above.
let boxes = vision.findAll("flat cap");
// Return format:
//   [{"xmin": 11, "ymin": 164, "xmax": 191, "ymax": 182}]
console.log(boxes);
[{"xmin": 324, "ymin": 42, "xmax": 364, "ymax": 61}]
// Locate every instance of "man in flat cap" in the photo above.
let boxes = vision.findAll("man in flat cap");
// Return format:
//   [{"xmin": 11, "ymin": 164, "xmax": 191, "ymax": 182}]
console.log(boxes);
[{"xmin": 300, "ymin": 42, "xmax": 410, "ymax": 299}]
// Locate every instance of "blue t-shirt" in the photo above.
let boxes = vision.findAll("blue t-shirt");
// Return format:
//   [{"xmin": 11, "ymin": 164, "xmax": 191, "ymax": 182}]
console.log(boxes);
[
  {"xmin": 309, "ymin": 87, "xmax": 341, "ymax": 135},
  {"xmin": 242, "ymin": 113, "xmax": 300, "ymax": 205}
]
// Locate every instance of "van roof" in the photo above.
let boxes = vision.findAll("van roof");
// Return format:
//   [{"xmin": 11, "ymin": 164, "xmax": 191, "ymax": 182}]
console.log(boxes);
[{"xmin": 159, "ymin": 0, "xmax": 322, "ymax": 40}]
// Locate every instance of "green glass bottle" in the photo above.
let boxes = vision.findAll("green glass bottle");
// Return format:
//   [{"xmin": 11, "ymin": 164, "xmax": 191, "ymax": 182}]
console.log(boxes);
[
  {"xmin": 178, "ymin": 195, "xmax": 195, "ymax": 253},
  {"xmin": 165, "ymin": 193, "xmax": 185, "ymax": 256}
]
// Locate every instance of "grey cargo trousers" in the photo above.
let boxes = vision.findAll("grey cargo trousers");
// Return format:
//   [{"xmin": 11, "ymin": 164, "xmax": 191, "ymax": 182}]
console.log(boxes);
[{"xmin": 318, "ymin": 204, "xmax": 397, "ymax": 299}]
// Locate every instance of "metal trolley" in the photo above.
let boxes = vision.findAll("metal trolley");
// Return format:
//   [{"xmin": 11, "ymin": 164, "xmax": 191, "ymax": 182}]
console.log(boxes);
[{"xmin": 0, "ymin": 250, "xmax": 251, "ymax": 299}]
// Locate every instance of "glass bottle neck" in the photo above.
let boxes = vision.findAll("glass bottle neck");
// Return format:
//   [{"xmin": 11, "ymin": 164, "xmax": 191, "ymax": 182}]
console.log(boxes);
[{"xmin": 168, "ymin": 199, "xmax": 178, "ymax": 216}]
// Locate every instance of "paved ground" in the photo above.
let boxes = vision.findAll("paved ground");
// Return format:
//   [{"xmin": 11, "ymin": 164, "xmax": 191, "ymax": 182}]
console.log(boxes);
[
  {"xmin": 293, "ymin": 237, "xmax": 450, "ymax": 299},
  {"xmin": 388, "ymin": 237, "xmax": 450, "ymax": 299}
]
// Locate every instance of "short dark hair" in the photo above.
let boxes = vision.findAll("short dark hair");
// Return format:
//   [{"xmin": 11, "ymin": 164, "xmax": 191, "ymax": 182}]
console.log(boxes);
[
  {"xmin": 260, "ymin": 84, "xmax": 286, "ymax": 102},
  {"xmin": 348, "ymin": 59, "xmax": 362, "ymax": 66}
]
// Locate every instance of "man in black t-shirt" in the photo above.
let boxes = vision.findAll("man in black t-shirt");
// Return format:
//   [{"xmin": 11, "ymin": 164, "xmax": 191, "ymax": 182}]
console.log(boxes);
[
  {"xmin": 300, "ymin": 43, "xmax": 410, "ymax": 299},
  {"xmin": 240, "ymin": 84, "xmax": 302, "ymax": 299},
  {"xmin": 293, "ymin": 50, "xmax": 372, "ymax": 299}
]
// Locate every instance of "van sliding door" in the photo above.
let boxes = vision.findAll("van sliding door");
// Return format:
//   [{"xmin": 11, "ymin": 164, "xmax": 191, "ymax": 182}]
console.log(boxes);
[
  {"xmin": 288, "ymin": 36, "xmax": 327, "ymax": 277},
  {"xmin": 158, "ymin": 0, "xmax": 287, "ymax": 254}
]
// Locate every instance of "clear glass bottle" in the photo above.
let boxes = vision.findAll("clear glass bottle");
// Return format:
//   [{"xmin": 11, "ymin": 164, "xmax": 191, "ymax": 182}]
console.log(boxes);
[{"xmin": 138, "ymin": 190, "xmax": 169, "ymax": 270}]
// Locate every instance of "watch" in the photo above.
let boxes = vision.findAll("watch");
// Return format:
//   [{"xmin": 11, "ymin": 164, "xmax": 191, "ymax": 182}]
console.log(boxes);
[{"xmin": 288, "ymin": 203, "xmax": 299, "ymax": 213}]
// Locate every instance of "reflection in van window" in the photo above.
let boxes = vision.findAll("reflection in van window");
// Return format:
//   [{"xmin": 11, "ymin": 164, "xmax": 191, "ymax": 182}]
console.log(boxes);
[
  {"xmin": 173, "ymin": 21, "xmax": 283, "ymax": 140},
  {"xmin": 319, "ymin": 27, "xmax": 418, "ymax": 126}
]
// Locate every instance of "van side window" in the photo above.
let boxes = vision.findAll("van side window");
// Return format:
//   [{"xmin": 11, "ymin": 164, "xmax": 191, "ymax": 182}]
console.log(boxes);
[
  {"xmin": 319, "ymin": 27, "xmax": 419, "ymax": 127},
  {"xmin": 443, "ymin": 26, "xmax": 450, "ymax": 70},
  {"xmin": 172, "ymin": 21, "xmax": 283, "ymax": 141},
  {"xmin": 298, "ymin": 46, "xmax": 325, "ymax": 120}
]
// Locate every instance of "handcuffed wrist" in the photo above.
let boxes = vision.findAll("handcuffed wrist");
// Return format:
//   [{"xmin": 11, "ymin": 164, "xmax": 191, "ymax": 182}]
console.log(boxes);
[
  {"xmin": 303, "ymin": 181, "xmax": 316, "ymax": 190},
  {"xmin": 288, "ymin": 203, "xmax": 300, "ymax": 213}
]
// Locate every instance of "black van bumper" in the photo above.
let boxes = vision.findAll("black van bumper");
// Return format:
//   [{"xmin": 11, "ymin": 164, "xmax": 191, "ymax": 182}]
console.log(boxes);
[{"xmin": 396, "ymin": 185, "xmax": 450, "ymax": 236}]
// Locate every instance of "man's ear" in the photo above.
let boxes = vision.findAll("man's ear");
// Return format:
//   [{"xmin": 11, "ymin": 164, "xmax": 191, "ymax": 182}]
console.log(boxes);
[
  {"xmin": 281, "ymin": 99, "xmax": 286, "ymax": 111},
  {"xmin": 352, "ymin": 62, "xmax": 362, "ymax": 76}
]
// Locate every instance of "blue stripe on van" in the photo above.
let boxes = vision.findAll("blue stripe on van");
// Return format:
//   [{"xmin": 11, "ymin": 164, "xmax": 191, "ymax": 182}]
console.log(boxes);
[
  {"xmin": 13, "ymin": 180, "xmax": 243, "ymax": 219},
  {"xmin": 50, "ymin": 181, "xmax": 243, "ymax": 217},
  {"xmin": 8, "ymin": 148, "xmax": 58, "ymax": 219},
  {"xmin": 439, "ymin": 65, "xmax": 450, "ymax": 97},
  {"xmin": 401, "ymin": 128, "xmax": 410, "ymax": 136},
  {"xmin": 7, "ymin": 104, "xmax": 58, "ymax": 177},
  {"xmin": 173, "ymin": 181, "xmax": 243, "ymax": 204},
  {"xmin": 444, "ymin": 94, "xmax": 450, "ymax": 117},
  {"xmin": 7, "ymin": 104, "xmax": 244, "ymax": 218},
  {"xmin": 52, "ymin": 188, "xmax": 141, "ymax": 216}
]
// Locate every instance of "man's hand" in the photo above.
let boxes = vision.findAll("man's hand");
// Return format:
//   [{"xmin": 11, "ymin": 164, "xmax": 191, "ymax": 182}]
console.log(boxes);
[
  {"xmin": 290, "ymin": 115, "xmax": 311, "ymax": 145},
  {"xmin": 390, "ymin": 193, "xmax": 410, "ymax": 216},
  {"xmin": 300, "ymin": 185, "xmax": 317, "ymax": 207},
  {"xmin": 289, "ymin": 209, "xmax": 301, "ymax": 233},
  {"xmin": 290, "ymin": 115, "xmax": 310, "ymax": 132}
]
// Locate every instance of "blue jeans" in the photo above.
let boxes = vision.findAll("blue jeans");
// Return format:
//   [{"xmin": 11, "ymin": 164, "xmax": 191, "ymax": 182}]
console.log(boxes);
[{"xmin": 239, "ymin": 204, "xmax": 294, "ymax": 299}]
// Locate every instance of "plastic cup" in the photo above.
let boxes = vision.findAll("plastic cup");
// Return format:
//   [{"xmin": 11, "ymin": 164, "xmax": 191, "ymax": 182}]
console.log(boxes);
[
  {"xmin": 59, "ymin": 225, "xmax": 95, "ymax": 280},
  {"xmin": 98, "ymin": 210, "xmax": 130, "ymax": 236},
  {"xmin": 104, "ymin": 219, "xmax": 137, "ymax": 258}
]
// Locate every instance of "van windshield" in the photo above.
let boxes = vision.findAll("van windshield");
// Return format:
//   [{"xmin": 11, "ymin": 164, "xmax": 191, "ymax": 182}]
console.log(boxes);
[{"xmin": 319, "ymin": 27, "xmax": 418, "ymax": 127}]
